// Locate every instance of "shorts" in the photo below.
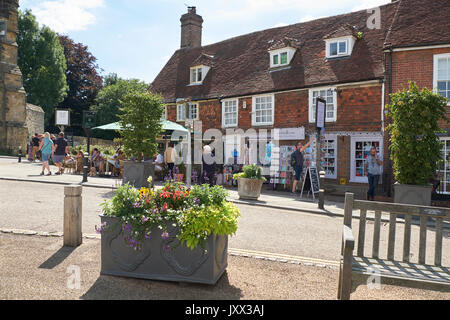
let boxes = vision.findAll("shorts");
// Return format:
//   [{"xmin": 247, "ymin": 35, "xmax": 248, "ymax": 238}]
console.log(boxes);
[
  {"xmin": 42, "ymin": 153, "xmax": 51, "ymax": 162},
  {"xmin": 53, "ymin": 154, "xmax": 65, "ymax": 164},
  {"xmin": 294, "ymin": 166, "xmax": 303, "ymax": 181}
]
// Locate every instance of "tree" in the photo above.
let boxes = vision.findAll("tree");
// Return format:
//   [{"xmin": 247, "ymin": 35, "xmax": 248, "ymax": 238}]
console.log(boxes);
[
  {"xmin": 58, "ymin": 35, "xmax": 103, "ymax": 136},
  {"xmin": 119, "ymin": 92, "xmax": 165, "ymax": 162},
  {"xmin": 18, "ymin": 9, "xmax": 68, "ymax": 127},
  {"xmin": 387, "ymin": 82, "xmax": 449, "ymax": 185}
]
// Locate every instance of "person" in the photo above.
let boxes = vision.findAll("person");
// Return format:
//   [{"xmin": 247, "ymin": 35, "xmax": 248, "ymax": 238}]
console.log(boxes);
[
  {"xmin": 202, "ymin": 145, "xmax": 216, "ymax": 186},
  {"xmin": 164, "ymin": 142, "xmax": 176, "ymax": 173},
  {"xmin": 291, "ymin": 137, "xmax": 314, "ymax": 193},
  {"xmin": 154, "ymin": 150, "xmax": 164, "ymax": 173},
  {"xmin": 90, "ymin": 148, "xmax": 105, "ymax": 175},
  {"xmin": 31, "ymin": 133, "xmax": 40, "ymax": 161},
  {"xmin": 364, "ymin": 147, "xmax": 382, "ymax": 201},
  {"xmin": 39, "ymin": 132, "xmax": 53, "ymax": 176},
  {"xmin": 75, "ymin": 150, "xmax": 85, "ymax": 174},
  {"xmin": 52, "ymin": 132, "xmax": 69, "ymax": 175}
]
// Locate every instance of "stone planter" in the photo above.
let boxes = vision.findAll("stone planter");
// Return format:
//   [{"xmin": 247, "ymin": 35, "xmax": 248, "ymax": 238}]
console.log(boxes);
[
  {"xmin": 237, "ymin": 177, "xmax": 264, "ymax": 200},
  {"xmin": 394, "ymin": 184, "xmax": 433, "ymax": 206},
  {"xmin": 123, "ymin": 161, "xmax": 154, "ymax": 188},
  {"xmin": 100, "ymin": 215, "xmax": 228, "ymax": 285}
]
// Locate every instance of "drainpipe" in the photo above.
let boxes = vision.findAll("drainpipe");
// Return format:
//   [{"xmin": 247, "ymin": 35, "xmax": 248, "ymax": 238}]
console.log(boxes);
[{"xmin": 386, "ymin": 46, "xmax": 393, "ymax": 197}]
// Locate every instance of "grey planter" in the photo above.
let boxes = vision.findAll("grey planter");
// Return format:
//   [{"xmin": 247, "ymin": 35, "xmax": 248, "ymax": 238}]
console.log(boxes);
[
  {"xmin": 394, "ymin": 184, "xmax": 432, "ymax": 206},
  {"xmin": 100, "ymin": 215, "xmax": 228, "ymax": 285},
  {"xmin": 237, "ymin": 177, "xmax": 264, "ymax": 200},
  {"xmin": 123, "ymin": 161, "xmax": 155, "ymax": 188}
]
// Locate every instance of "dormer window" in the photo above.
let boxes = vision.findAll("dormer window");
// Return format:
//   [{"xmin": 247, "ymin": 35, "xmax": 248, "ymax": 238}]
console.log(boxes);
[
  {"xmin": 189, "ymin": 65, "xmax": 210, "ymax": 85},
  {"xmin": 269, "ymin": 48, "xmax": 296, "ymax": 68},
  {"xmin": 325, "ymin": 36, "xmax": 355, "ymax": 59}
]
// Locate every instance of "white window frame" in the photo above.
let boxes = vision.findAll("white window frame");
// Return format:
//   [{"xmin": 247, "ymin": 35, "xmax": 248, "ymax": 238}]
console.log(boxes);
[
  {"xmin": 269, "ymin": 47, "xmax": 296, "ymax": 68},
  {"xmin": 350, "ymin": 135, "xmax": 383, "ymax": 183},
  {"xmin": 308, "ymin": 87, "xmax": 337, "ymax": 123},
  {"xmin": 325, "ymin": 36, "xmax": 355, "ymax": 59},
  {"xmin": 190, "ymin": 66, "xmax": 203, "ymax": 84},
  {"xmin": 322, "ymin": 134, "xmax": 337, "ymax": 179},
  {"xmin": 187, "ymin": 102, "xmax": 199, "ymax": 120},
  {"xmin": 438, "ymin": 137, "xmax": 450, "ymax": 194},
  {"xmin": 252, "ymin": 94, "xmax": 275, "ymax": 126},
  {"xmin": 433, "ymin": 53, "xmax": 450, "ymax": 106},
  {"xmin": 177, "ymin": 103, "xmax": 199, "ymax": 122},
  {"xmin": 222, "ymin": 99, "xmax": 239, "ymax": 128},
  {"xmin": 161, "ymin": 105, "xmax": 167, "ymax": 121}
]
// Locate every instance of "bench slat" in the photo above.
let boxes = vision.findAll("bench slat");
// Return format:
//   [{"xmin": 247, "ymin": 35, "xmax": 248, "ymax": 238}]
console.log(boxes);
[
  {"xmin": 357, "ymin": 209, "xmax": 367, "ymax": 257},
  {"xmin": 372, "ymin": 211, "xmax": 382, "ymax": 259},
  {"xmin": 388, "ymin": 213, "xmax": 396, "ymax": 260},
  {"xmin": 435, "ymin": 218, "xmax": 443, "ymax": 267},
  {"xmin": 352, "ymin": 266, "xmax": 450, "ymax": 284},
  {"xmin": 353, "ymin": 200, "xmax": 450, "ymax": 218},
  {"xmin": 353, "ymin": 256, "xmax": 450, "ymax": 273},
  {"xmin": 403, "ymin": 215, "xmax": 412, "ymax": 263},
  {"xmin": 419, "ymin": 216, "xmax": 427, "ymax": 265}
]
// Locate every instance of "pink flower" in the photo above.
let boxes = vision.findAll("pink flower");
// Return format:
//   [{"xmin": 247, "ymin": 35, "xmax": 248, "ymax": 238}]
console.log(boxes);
[{"xmin": 161, "ymin": 232, "xmax": 169, "ymax": 240}]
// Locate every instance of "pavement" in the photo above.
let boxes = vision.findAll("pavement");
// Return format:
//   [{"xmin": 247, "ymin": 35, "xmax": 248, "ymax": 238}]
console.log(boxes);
[{"xmin": 0, "ymin": 156, "xmax": 449, "ymax": 300}]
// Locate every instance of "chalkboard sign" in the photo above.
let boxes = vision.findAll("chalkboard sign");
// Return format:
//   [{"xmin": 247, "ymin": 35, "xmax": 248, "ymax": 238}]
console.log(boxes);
[{"xmin": 300, "ymin": 167, "xmax": 320, "ymax": 199}]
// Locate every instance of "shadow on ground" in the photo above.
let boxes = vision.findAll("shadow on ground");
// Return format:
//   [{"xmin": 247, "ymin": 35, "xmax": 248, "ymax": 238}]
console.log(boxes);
[{"xmin": 81, "ymin": 271, "xmax": 243, "ymax": 300}]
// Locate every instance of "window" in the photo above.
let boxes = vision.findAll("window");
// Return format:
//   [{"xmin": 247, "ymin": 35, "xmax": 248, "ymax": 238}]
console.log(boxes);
[
  {"xmin": 161, "ymin": 106, "xmax": 167, "ymax": 121},
  {"xmin": 222, "ymin": 99, "xmax": 238, "ymax": 127},
  {"xmin": 190, "ymin": 66, "xmax": 206, "ymax": 84},
  {"xmin": 309, "ymin": 87, "xmax": 337, "ymax": 123},
  {"xmin": 271, "ymin": 51, "xmax": 289, "ymax": 67},
  {"xmin": 322, "ymin": 137, "xmax": 337, "ymax": 179},
  {"xmin": 438, "ymin": 138, "xmax": 450, "ymax": 194},
  {"xmin": 269, "ymin": 48, "xmax": 296, "ymax": 68},
  {"xmin": 434, "ymin": 53, "xmax": 450, "ymax": 103},
  {"xmin": 176, "ymin": 103, "xmax": 199, "ymax": 121},
  {"xmin": 350, "ymin": 137, "xmax": 383, "ymax": 183},
  {"xmin": 325, "ymin": 37, "xmax": 353, "ymax": 58},
  {"xmin": 252, "ymin": 95, "xmax": 274, "ymax": 126}
]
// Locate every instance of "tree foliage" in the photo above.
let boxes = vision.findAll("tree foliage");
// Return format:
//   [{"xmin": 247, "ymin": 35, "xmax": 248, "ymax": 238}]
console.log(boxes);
[
  {"xmin": 387, "ymin": 82, "xmax": 449, "ymax": 185},
  {"xmin": 18, "ymin": 9, "xmax": 68, "ymax": 127},
  {"xmin": 119, "ymin": 92, "xmax": 165, "ymax": 162},
  {"xmin": 58, "ymin": 35, "xmax": 103, "ymax": 135}
]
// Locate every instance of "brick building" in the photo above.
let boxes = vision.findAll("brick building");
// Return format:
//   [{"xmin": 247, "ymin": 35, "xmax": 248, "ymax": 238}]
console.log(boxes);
[{"xmin": 150, "ymin": 1, "xmax": 450, "ymax": 197}]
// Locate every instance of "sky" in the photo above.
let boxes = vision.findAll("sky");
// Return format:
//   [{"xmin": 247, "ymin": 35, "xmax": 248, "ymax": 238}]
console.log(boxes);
[{"xmin": 19, "ymin": 0, "xmax": 391, "ymax": 84}]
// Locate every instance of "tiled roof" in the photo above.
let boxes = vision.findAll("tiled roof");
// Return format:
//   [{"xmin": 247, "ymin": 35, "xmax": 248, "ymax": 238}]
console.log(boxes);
[
  {"xmin": 150, "ymin": 2, "xmax": 400, "ymax": 103},
  {"xmin": 384, "ymin": 0, "xmax": 450, "ymax": 49},
  {"xmin": 323, "ymin": 24, "xmax": 358, "ymax": 40},
  {"xmin": 268, "ymin": 37, "xmax": 301, "ymax": 51}
]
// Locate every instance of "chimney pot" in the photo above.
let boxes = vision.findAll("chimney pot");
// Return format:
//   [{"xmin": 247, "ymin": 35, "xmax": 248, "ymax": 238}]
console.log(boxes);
[{"xmin": 180, "ymin": 7, "xmax": 203, "ymax": 49}]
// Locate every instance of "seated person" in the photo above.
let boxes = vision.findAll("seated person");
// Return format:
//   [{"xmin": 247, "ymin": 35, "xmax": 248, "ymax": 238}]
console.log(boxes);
[
  {"xmin": 90, "ymin": 148, "xmax": 105, "ymax": 175},
  {"xmin": 112, "ymin": 150, "xmax": 124, "ymax": 176},
  {"xmin": 75, "ymin": 151, "xmax": 84, "ymax": 173}
]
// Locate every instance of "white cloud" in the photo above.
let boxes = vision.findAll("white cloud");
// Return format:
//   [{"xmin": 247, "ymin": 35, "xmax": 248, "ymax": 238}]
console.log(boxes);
[
  {"xmin": 272, "ymin": 22, "xmax": 288, "ymax": 28},
  {"xmin": 30, "ymin": 0, "xmax": 104, "ymax": 33},
  {"xmin": 352, "ymin": 0, "xmax": 391, "ymax": 12}
]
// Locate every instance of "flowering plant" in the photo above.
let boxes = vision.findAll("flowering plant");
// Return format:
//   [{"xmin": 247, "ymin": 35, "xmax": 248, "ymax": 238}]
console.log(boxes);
[{"xmin": 98, "ymin": 182, "xmax": 240, "ymax": 251}]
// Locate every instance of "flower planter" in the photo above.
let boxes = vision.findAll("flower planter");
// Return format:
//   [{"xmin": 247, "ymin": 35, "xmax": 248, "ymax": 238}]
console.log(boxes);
[
  {"xmin": 100, "ymin": 215, "xmax": 229, "ymax": 285},
  {"xmin": 174, "ymin": 173, "xmax": 184, "ymax": 182},
  {"xmin": 123, "ymin": 161, "xmax": 155, "ymax": 188},
  {"xmin": 394, "ymin": 184, "xmax": 432, "ymax": 206},
  {"xmin": 237, "ymin": 177, "xmax": 264, "ymax": 200}
]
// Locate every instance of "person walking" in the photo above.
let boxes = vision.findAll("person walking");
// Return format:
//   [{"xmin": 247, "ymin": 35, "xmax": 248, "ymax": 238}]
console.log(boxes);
[
  {"xmin": 31, "ymin": 133, "xmax": 40, "ymax": 161},
  {"xmin": 164, "ymin": 142, "xmax": 176, "ymax": 174},
  {"xmin": 202, "ymin": 145, "xmax": 216, "ymax": 186},
  {"xmin": 291, "ymin": 137, "xmax": 314, "ymax": 193},
  {"xmin": 52, "ymin": 132, "xmax": 69, "ymax": 175},
  {"xmin": 39, "ymin": 132, "xmax": 53, "ymax": 176},
  {"xmin": 364, "ymin": 147, "xmax": 382, "ymax": 201}
]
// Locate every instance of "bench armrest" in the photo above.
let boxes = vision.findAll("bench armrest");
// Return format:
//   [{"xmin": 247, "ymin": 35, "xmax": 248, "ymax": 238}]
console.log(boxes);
[{"xmin": 342, "ymin": 225, "xmax": 355, "ymax": 251}]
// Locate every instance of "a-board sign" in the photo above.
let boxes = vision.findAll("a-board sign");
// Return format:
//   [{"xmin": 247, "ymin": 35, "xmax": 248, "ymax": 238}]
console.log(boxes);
[{"xmin": 300, "ymin": 167, "xmax": 320, "ymax": 199}]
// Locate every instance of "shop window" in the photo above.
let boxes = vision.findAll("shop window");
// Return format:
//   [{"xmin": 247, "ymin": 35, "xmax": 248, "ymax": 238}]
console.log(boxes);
[
  {"xmin": 322, "ymin": 138, "xmax": 337, "ymax": 179},
  {"xmin": 438, "ymin": 138, "xmax": 450, "ymax": 194},
  {"xmin": 350, "ymin": 137, "xmax": 383, "ymax": 183}
]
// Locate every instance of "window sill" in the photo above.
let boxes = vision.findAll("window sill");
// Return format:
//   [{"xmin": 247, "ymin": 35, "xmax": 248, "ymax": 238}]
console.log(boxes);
[{"xmin": 187, "ymin": 83, "xmax": 203, "ymax": 86}]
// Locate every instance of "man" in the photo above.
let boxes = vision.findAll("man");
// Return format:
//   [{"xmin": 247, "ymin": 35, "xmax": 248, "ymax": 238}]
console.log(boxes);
[
  {"xmin": 364, "ymin": 147, "xmax": 382, "ymax": 201},
  {"xmin": 291, "ymin": 137, "xmax": 314, "ymax": 193},
  {"xmin": 31, "ymin": 133, "xmax": 40, "ymax": 161},
  {"xmin": 164, "ymin": 142, "xmax": 176, "ymax": 173},
  {"xmin": 154, "ymin": 150, "xmax": 164, "ymax": 173},
  {"xmin": 52, "ymin": 132, "xmax": 69, "ymax": 175}
]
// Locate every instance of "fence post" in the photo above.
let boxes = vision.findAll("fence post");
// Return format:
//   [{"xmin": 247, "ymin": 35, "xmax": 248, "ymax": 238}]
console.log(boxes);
[{"xmin": 64, "ymin": 185, "xmax": 83, "ymax": 247}]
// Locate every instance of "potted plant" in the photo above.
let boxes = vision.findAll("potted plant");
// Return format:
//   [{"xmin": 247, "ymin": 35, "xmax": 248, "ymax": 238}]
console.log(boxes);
[
  {"xmin": 119, "ymin": 91, "xmax": 165, "ymax": 188},
  {"xmin": 387, "ymin": 82, "xmax": 448, "ymax": 205},
  {"xmin": 233, "ymin": 164, "xmax": 266, "ymax": 200},
  {"xmin": 96, "ymin": 180, "xmax": 240, "ymax": 284}
]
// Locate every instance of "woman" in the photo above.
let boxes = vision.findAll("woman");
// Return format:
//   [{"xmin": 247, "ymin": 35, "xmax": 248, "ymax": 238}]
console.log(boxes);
[{"xmin": 39, "ymin": 132, "xmax": 53, "ymax": 176}]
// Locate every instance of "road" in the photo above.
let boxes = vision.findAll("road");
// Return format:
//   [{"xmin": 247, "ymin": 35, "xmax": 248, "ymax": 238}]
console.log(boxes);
[{"xmin": 0, "ymin": 180, "xmax": 449, "ymax": 265}]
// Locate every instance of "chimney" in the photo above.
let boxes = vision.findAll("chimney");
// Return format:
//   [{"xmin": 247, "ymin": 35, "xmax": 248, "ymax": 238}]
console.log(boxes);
[{"xmin": 180, "ymin": 6, "xmax": 203, "ymax": 49}]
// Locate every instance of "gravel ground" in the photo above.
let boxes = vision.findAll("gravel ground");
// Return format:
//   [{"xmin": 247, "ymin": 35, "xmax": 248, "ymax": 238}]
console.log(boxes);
[{"xmin": 0, "ymin": 234, "xmax": 448, "ymax": 300}]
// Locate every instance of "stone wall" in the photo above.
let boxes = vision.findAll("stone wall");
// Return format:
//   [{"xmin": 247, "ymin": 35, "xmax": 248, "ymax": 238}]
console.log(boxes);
[{"xmin": 25, "ymin": 103, "xmax": 44, "ymax": 138}]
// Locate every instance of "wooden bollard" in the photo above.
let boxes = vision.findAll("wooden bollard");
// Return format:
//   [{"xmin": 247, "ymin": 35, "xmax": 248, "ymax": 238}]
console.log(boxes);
[{"xmin": 64, "ymin": 185, "xmax": 83, "ymax": 247}]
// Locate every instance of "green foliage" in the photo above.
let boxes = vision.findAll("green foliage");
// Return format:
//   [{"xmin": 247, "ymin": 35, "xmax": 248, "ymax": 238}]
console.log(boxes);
[
  {"xmin": 100, "ymin": 182, "xmax": 240, "ymax": 251},
  {"xmin": 233, "ymin": 164, "xmax": 266, "ymax": 181},
  {"xmin": 18, "ymin": 10, "xmax": 68, "ymax": 127},
  {"xmin": 119, "ymin": 92, "xmax": 165, "ymax": 162},
  {"xmin": 387, "ymin": 82, "xmax": 449, "ymax": 185}
]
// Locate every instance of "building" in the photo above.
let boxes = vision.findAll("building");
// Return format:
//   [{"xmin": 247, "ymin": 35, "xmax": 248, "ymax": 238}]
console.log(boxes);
[
  {"xmin": 150, "ymin": 1, "xmax": 450, "ymax": 197},
  {"xmin": 25, "ymin": 103, "xmax": 44, "ymax": 139},
  {"xmin": 0, "ymin": 0, "xmax": 28, "ymax": 153}
]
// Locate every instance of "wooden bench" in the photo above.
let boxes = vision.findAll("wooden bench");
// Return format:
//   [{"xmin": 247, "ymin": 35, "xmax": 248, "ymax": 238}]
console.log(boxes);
[{"xmin": 338, "ymin": 193, "xmax": 450, "ymax": 300}]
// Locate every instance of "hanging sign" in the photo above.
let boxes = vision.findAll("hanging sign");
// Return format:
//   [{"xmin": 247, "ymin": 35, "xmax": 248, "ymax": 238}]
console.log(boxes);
[{"xmin": 316, "ymin": 97, "xmax": 326, "ymax": 129}]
